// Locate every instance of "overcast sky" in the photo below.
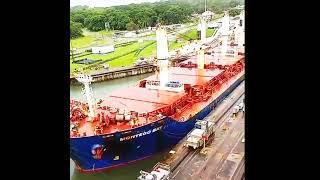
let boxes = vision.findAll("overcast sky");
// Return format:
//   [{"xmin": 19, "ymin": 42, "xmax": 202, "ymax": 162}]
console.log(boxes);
[{"xmin": 70, "ymin": 0, "xmax": 161, "ymax": 7}]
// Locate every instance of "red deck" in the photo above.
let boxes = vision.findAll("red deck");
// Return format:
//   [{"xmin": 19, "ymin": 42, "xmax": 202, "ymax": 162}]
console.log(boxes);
[
  {"xmin": 101, "ymin": 87, "xmax": 187, "ymax": 113},
  {"xmin": 145, "ymin": 67, "xmax": 223, "ymax": 87},
  {"xmin": 99, "ymin": 68, "xmax": 222, "ymax": 114}
]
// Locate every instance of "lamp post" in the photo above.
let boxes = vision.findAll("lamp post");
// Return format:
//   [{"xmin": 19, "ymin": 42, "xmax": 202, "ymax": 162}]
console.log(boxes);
[{"xmin": 70, "ymin": 41, "xmax": 75, "ymax": 62}]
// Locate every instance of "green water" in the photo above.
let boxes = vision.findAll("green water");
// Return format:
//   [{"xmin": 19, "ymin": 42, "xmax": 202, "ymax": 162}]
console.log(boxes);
[
  {"xmin": 70, "ymin": 73, "xmax": 153, "ymax": 101},
  {"xmin": 70, "ymin": 73, "xmax": 168, "ymax": 180}
]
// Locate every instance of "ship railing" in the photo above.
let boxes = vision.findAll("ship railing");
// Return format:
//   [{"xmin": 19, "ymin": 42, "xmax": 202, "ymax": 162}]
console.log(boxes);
[{"xmin": 173, "ymin": 104, "xmax": 192, "ymax": 120}]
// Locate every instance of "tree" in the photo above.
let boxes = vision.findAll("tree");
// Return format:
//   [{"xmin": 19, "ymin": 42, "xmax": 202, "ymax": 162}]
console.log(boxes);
[
  {"xmin": 85, "ymin": 15, "xmax": 106, "ymax": 31},
  {"xmin": 160, "ymin": 6, "xmax": 187, "ymax": 25},
  {"xmin": 210, "ymin": 5, "xmax": 223, "ymax": 14},
  {"xmin": 70, "ymin": 21, "xmax": 83, "ymax": 39},
  {"xmin": 229, "ymin": 9, "xmax": 241, "ymax": 17},
  {"xmin": 117, "ymin": 14, "xmax": 131, "ymax": 30},
  {"xmin": 69, "ymin": 0, "xmax": 211, "ymax": 31},
  {"xmin": 72, "ymin": 13, "xmax": 86, "ymax": 25},
  {"xmin": 229, "ymin": 1, "xmax": 240, "ymax": 8},
  {"xmin": 126, "ymin": 22, "xmax": 139, "ymax": 31}
]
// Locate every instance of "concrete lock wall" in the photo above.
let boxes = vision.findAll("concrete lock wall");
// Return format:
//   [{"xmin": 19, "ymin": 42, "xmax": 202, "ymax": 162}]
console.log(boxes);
[{"xmin": 70, "ymin": 65, "xmax": 158, "ymax": 85}]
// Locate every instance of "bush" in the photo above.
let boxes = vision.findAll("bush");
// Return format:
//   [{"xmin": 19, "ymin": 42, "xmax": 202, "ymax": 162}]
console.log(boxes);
[{"xmin": 70, "ymin": 21, "xmax": 83, "ymax": 39}]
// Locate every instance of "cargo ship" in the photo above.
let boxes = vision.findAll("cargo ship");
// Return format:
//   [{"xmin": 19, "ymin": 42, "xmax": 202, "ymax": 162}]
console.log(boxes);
[{"xmin": 70, "ymin": 12, "xmax": 245, "ymax": 173}]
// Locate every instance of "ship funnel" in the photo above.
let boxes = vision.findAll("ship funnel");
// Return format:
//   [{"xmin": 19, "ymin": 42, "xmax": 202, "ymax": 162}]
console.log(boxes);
[
  {"xmin": 197, "ymin": 48, "xmax": 205, "ymax": 69},
  {"xmin": 76, "ymin": 74, "xmax": 96, "ymax": 122},
  {"xmin": 156, "ymin": 25, "xmax": 169, "ymax": 87}
]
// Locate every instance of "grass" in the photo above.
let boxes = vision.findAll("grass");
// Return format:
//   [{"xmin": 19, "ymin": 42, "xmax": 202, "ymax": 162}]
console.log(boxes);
[
  {"xmin": 184, "ymin": 29, "xmax": 198, "ymax": 40},
  {"xmin": 70, "ymin": 36, "xmax": 109, "ymax": 49},
  {"xmin": 70, "ymin": 62, "xmax": 86, "ymax": 73},
  {"xmin": 70, "ymin": 27, "xmax": 197, "ymax": 74},
  {"xmin": 108, "ymin": 53, "xmax": 137, "ymax": 67},
  {"xmin": 70, "ymin": 40, "xmax": 156, "ymax": 72},
  {"xmin": 135, "ymin": 43, "xmax": 157, "ymax": 58},
  {"xmin": 70, "ymin": 38, "xmax": 190, "ymax": 73},
  {"xmin": 74, "ymin": 40, "xmax": 154, "ymax": 61},
  {"xmin": 178, "ymin": 27, "xmax": 216, "ymax": 41},
  {"xmin": 106, "ymin": 40, "xmax": 188, "ymax": 68},
  {"xmin": 206, "ymin": 28, "xmax": 216, "ymax": 37},
  {"xmin": 70, "ymin": 29, "xmax": 114, "ymax": 49},
  {"xmin": 169, "ymin": 40, "xmax": 188, "ymax": 50}
]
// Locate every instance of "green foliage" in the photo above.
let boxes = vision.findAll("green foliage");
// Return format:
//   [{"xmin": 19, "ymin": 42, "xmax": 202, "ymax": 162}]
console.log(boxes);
[
  {"xmin": 71, "ymin": 13, "xmax": 86, "ymax": 25},
  {"xmin": 210, "ymin": 5, "xmax": 223, "ymax": 14},
  {"xmin": 70, "ymin": 0, "xmax": 220, "ymax": 31},
  {"xmin": 84, "ymin": 15, "xmax": 106, "ymax": 31},
  {"xmin": 70, "ymin": 21, "xmax": 83, "ymax": 39},
  {"xmin": 229, "ymin": 9, "xmax": 241, "ymax": 17},
  {"xmin": 229, "ymin": 0, "xmax": 241, "ymax": 8},
  {"xmin": 126, "ymin": 22, "xmax": 139, "ymax": 31}
]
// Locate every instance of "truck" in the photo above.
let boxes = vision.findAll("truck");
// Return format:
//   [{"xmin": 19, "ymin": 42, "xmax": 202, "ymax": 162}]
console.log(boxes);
[
  {"xmin": 137, "ymin": 163, "xmax": 170, "ymax": 180},
  {"xmin": 184, "ymin": 120, "xmax": 216, "ymax": 149},
  {"xmin": 238, "ymin": 102, "xmax": 244, "ymax": 110},
  {"xmin": 233, "ymin": 105, "xmax": 240, "ymax": 115}
]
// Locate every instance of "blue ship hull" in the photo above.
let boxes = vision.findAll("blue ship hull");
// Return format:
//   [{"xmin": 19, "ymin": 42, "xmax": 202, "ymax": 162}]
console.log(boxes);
[{"xmin": 70, "ymin": 75, "xmax": 244, "ymax": 172}]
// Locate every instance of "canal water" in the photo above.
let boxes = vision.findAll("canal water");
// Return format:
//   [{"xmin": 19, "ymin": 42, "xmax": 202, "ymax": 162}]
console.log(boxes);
[
  {"xmin": 70, "ymin": 73, "xmax": 153, "ymax": 101},
  {"xmin": 70, "ymin": 73, "xmax": 166, "ymax": 180}
]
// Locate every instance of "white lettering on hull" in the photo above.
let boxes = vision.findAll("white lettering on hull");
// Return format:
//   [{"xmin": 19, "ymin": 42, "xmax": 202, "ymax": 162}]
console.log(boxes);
[{"xmin": 119, "ymin": 126, "xmax": 163, "ymax": 142}]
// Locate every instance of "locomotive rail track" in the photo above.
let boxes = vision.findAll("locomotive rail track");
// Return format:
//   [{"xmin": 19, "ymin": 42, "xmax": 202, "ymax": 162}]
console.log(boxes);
[{"xmin": 171, "ymin": 94, "xmax": 244, "ymax": 179}]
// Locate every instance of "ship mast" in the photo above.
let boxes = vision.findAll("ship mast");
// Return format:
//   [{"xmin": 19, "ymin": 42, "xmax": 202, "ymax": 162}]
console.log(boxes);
[
  {"xmin": 200, "ymin": 17, "xmax": 207, "ymax": 44},
  {"xmin": 156, "ymin": 25, "xmax": 169, "ymax": 88},
  {"xmin": 197, "ymin": 0, "xmax": 208, "ymax": 68},
  {"xmin": 76, "ymin": 74, "xmax": 96, "ymax": 122},
  {"xmin": 221, "ymin": 11, "xmax": 230, "ymax": 36},
  {"xmin": 197, "ymin": 47, "xmax": 205, "ymax": 69},
  {"xmin": 199, "ymin": 0, "xmax": 208, "ymax": 45},
  {"xmin": 220, "ymin": 11, "xmax": 230, "ymax": 59}
]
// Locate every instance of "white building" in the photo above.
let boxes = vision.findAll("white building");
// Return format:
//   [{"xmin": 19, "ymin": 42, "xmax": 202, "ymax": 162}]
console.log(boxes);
[{"xmin": 91, "ymin": 45, "xmax": 115, "ymax": 54}]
